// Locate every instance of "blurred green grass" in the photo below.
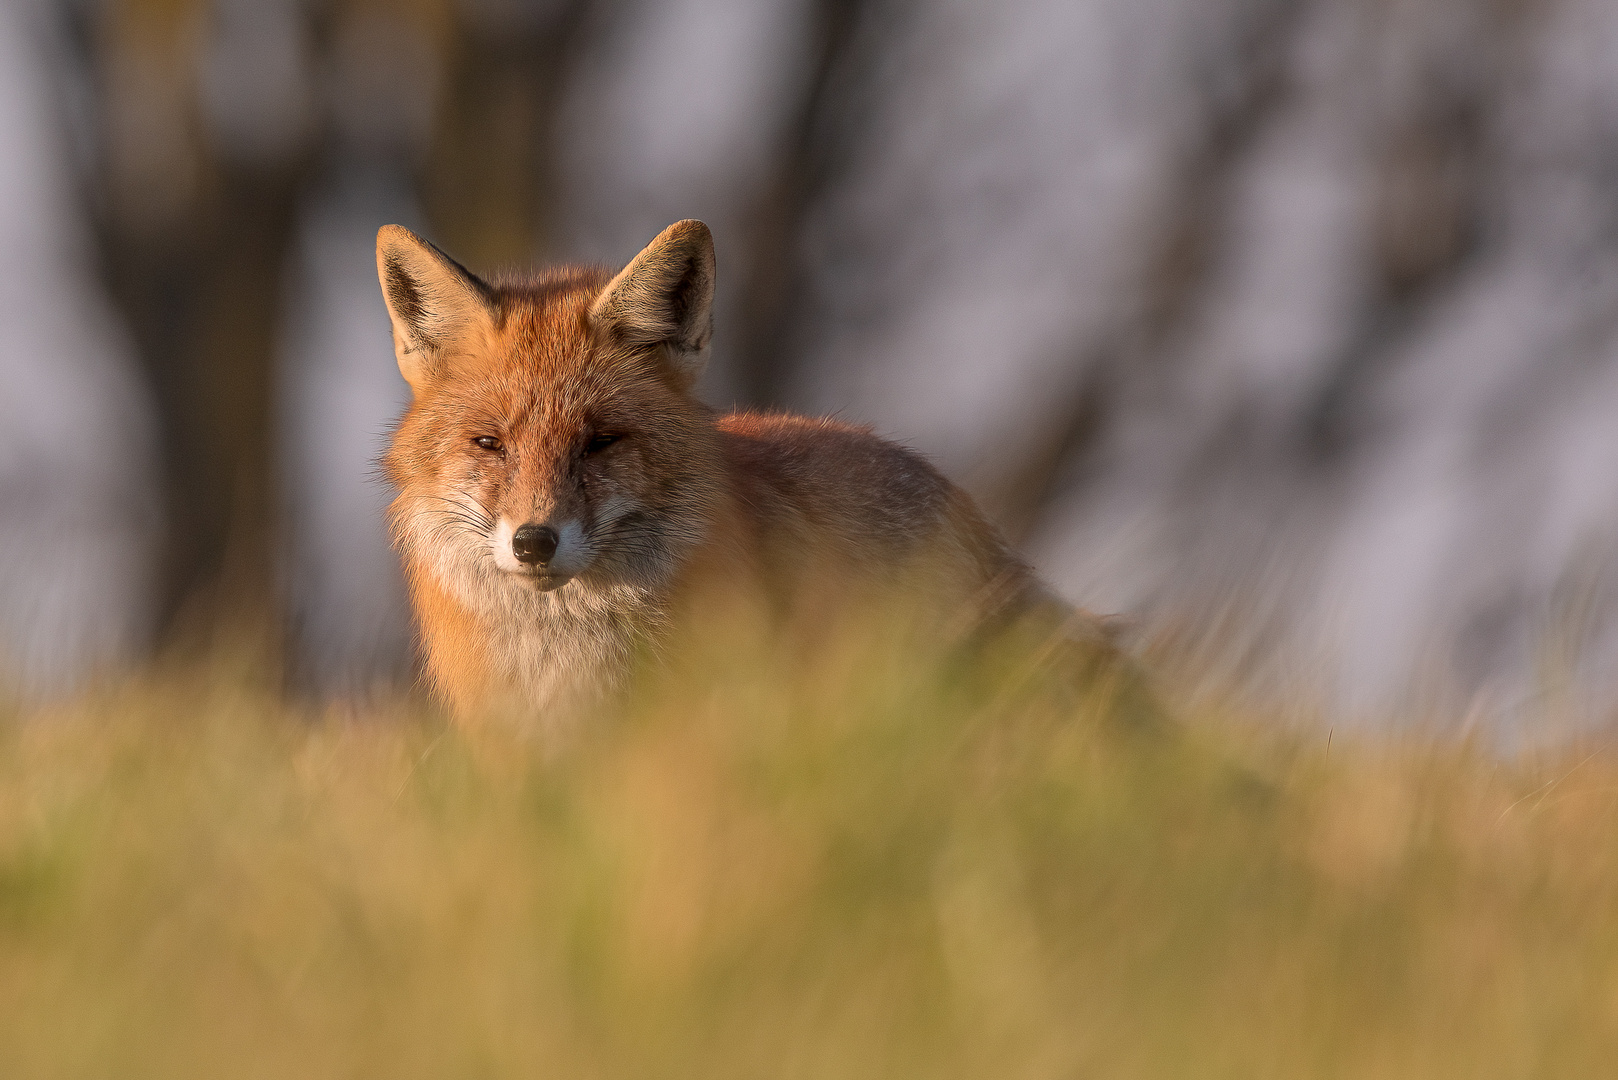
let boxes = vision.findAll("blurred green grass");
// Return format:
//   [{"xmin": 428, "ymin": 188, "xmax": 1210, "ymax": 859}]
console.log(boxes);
[{"xmin": 1, "ymin": 619, "xmax": 1616, "ymax": 1079}]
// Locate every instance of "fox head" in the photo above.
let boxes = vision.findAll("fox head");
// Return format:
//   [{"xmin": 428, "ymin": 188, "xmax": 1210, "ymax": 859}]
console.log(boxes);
[{"xmin": 378, "ymin": 220, "xmax": 724, "ymax": 619}]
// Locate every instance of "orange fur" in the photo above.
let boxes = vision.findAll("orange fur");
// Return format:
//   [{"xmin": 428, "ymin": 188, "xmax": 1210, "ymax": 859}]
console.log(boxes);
[{"xmin": 378, "ymin": 220, "xmax": 1059, "ymax": 728}]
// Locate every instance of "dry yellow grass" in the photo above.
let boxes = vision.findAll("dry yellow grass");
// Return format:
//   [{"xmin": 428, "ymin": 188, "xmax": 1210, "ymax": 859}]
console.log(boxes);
[{"xmin": 0, "ymin": 618, "xmax": 1615, "ymax": 1079}]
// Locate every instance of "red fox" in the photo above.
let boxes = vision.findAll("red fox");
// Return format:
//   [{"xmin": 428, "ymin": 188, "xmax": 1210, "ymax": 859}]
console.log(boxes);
[{"xmin": 378, "ymin": 219, "xmax": 1100, "ymax": 726}]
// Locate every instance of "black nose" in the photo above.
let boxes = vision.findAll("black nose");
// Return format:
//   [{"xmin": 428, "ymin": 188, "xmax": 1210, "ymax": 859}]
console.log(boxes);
[{"xmin": 512, "ymin": 524, "xmax": 559, "ymax": 566}]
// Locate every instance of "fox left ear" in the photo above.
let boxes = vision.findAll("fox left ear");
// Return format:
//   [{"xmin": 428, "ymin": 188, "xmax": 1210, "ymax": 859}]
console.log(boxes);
[
  {"xmin": 590, "ymin": 219, "xmax": 715, "ymax": 388},
  {"xmin": 376, "ymin": 225, "xmax": 496, "ymax": 395}
]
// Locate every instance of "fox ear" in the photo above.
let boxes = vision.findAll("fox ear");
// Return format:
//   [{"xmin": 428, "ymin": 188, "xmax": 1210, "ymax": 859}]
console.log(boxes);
[
  {"xmin": 376, "ymin": 225, "xmax": 495, "ymax": 394},
  {"xmin": 590, "ymin": 219, "xmax": 715, "ymax": 388}
]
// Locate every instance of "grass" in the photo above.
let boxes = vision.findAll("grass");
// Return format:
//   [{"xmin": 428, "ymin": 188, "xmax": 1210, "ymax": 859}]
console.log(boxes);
[{"xmin": 0, "ymin": 614, "xmax": 1616, "ymax": 1079}]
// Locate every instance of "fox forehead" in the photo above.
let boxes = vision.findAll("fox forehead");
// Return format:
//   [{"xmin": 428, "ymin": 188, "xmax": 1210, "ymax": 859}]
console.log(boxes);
[
  {"xmin": 420, "ymin": 271, "xmax": 655, "ymax": 431},
  {"xmin": 485, "ymin": 271, "xmax": 608, "ymax": 387},
  {"xmin": 491, "ymin": 267, "xmax": 608, "ymax": 361}
]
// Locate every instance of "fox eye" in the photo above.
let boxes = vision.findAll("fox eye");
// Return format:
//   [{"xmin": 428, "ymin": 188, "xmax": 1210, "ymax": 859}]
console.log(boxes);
[
  {"xmin": 585, "ymin": 432, "xmax": 621, "ymax": 454},
  {"xmin": 473, "ymin": 436, "xmax": 503, "ymax": 452}
]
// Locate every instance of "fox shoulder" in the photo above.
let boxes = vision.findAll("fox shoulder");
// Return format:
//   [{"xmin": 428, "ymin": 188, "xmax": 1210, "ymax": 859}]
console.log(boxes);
[
  {"xmin": 718, "ymin": 413, "xmax": 942, "ymax": 525},
  {"xmin": 715, "ymin": 411, "xmax": 1022, "ymax": 581}
]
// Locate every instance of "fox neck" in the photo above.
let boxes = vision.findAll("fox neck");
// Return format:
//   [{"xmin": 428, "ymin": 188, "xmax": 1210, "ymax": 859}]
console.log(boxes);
[
  {"xmin": 404, "ymin": 480, "xmax": 729, "ymax": 725},
  {"xmin": 407, "ymin": 566, "xmax": 655, "ymax": 726}
]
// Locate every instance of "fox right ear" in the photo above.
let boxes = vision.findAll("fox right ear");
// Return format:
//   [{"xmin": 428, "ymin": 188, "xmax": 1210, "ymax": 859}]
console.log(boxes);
[
  {"xmin": 590, "ymin": 219, "xmax": 716, "ymax": 389},
  {"xmin": 376, "ymin": 225, "xmax": 495, "ymax": 394}
]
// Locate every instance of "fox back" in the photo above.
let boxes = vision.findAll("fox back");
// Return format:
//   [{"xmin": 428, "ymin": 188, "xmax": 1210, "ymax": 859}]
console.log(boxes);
[{"xmin": 379, "ymin": 220, "xmax": 1062, "ymax": 727}]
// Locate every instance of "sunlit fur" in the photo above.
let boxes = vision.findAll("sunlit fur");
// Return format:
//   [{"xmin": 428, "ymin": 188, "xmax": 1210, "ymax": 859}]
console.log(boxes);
[
  {"xmin": 382, "ymin": 224, "xmax": 1057, "ymax": 730},
  {"xmin": 386, "ymin": 265, "xmax": 719, "ymax": 722}
]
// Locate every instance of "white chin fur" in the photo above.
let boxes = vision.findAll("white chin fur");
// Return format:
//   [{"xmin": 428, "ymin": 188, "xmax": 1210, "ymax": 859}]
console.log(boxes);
[{"xmin": 491, "ymin": 519, "xmax": 523, "ymax": 573}]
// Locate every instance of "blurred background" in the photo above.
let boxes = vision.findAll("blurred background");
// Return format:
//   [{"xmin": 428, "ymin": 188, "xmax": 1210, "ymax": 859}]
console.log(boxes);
[{"xmin": 6, "ymin": 0, "xmax": 1618, "ymax": 727}]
